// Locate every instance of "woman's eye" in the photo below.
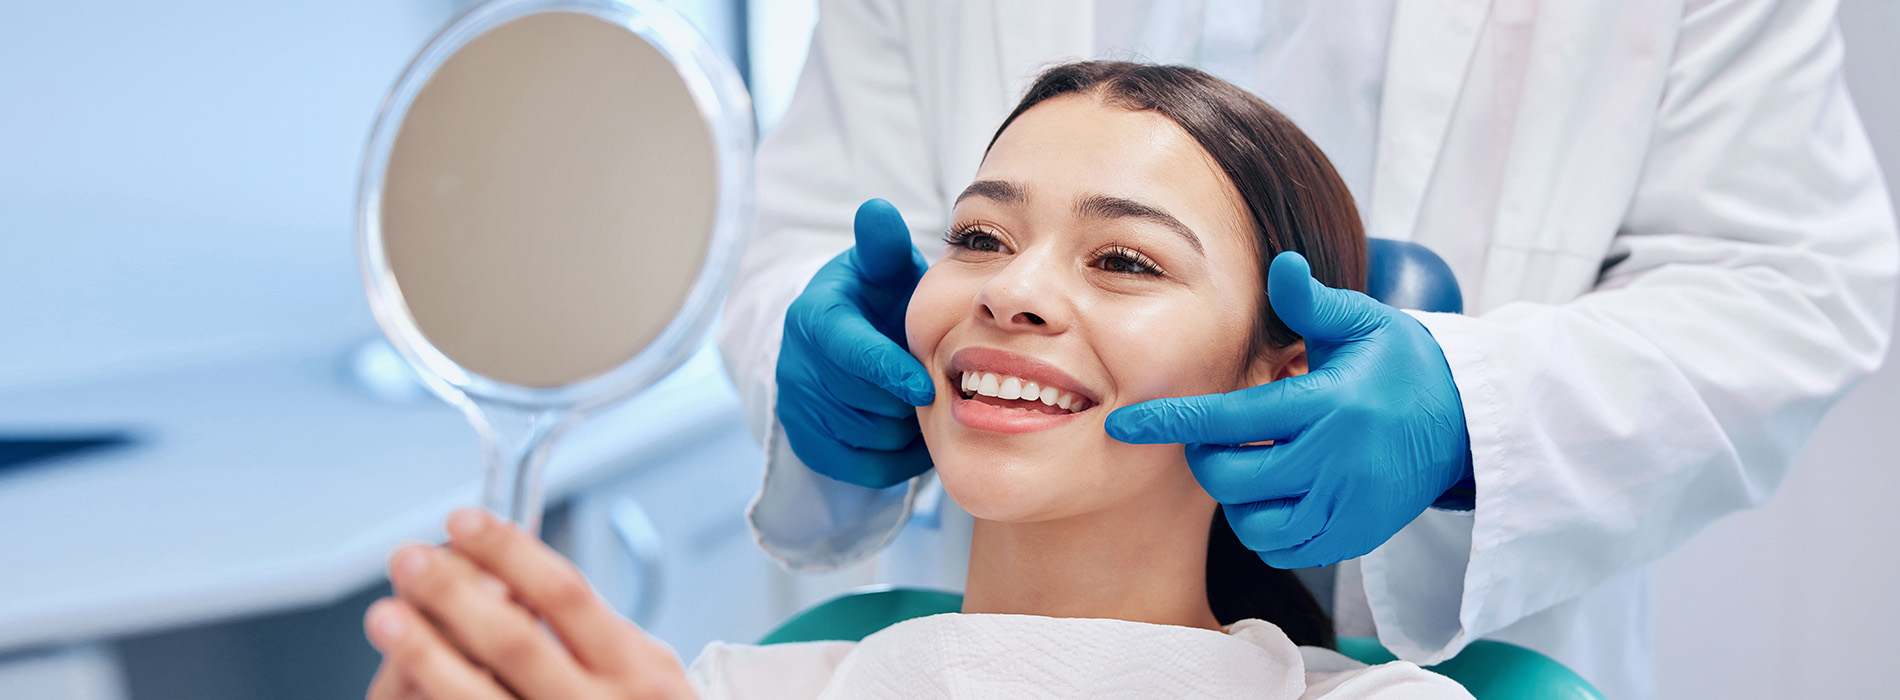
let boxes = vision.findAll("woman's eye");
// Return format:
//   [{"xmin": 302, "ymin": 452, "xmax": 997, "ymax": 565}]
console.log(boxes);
[
  {"xmin": 1093, "ymin": 247, "xmax": 1165, "ymax": 276},
  {"xmin": 963, "ymin": 233, "xmax": 1003, "ymax": 252},
  {"xmin": 944, "ymin": 226, "xmax": 1006, "ymax": 253}
]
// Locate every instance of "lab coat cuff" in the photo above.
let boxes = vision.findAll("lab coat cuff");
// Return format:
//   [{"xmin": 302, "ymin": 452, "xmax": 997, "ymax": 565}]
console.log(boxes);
[
  {"xmin": 1406, "ymin": 310, "xmax": 1511, "ymax": 524},
  {"xmin": 745, "ymin": 421, "xmax": 918, "ymax": 572},
  {"xmin": 1364, "ymin": 311, "xmax": 1517, "ymax": 664}
]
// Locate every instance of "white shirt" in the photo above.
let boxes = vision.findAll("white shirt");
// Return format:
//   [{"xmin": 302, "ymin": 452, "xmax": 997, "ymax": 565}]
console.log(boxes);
[{"xmin": 688, "ymin": 614, "xmax": 1472, "ymax": 700}]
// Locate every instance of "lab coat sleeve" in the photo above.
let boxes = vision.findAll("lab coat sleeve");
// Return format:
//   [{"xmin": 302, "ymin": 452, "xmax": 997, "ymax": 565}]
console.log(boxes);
[
  {"xmin": 1362, "ymin": 0, "xmax": 1898, "ymax": 664},
  {"xmin": 717, "ymin": 0, "xmax": 945, "ymax": 571}
]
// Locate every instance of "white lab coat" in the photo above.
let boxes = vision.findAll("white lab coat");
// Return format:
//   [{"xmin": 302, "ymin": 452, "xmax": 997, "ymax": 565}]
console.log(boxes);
[{"xmin": 716, "ymin": 1, "xmax": 1899, "ymax": 698}]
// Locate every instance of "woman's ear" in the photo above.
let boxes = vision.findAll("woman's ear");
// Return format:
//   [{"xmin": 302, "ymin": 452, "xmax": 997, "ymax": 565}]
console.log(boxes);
[
  {"xmin": 1278, "ymin": 340, "xmax": 1309, "ymax": 380},
  {"xmin": 1245, "ymin": 340, "xmax": 1308, "ymax": 386}
]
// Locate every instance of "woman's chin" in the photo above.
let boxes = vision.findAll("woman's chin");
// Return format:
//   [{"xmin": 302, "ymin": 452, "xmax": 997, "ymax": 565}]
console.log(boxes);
[{"xmin": 933, "ymin": 456, "xmax": 1077, "ymax": 523}]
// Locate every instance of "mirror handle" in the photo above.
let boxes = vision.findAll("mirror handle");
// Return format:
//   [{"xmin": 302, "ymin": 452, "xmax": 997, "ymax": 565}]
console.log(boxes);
[
  {"xmin": 473, "ymin": 405, "xmax": 571, "ymax": 534},
  {"xmin": 609, "ymin": 496, "xmax": 666, "ymax": 628}
]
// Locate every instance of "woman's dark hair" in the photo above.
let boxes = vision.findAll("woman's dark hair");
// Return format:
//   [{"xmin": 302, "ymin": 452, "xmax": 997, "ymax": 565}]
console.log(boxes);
[{"xmin": 986, "ymin": 61, "xmax": 1368, "ymax": 648}]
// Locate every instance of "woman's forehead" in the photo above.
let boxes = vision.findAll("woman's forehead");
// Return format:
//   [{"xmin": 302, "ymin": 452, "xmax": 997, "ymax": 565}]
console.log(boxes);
[{"xmin": 975, "ymin": 95, "xmax": 1250, "ymax": 245}]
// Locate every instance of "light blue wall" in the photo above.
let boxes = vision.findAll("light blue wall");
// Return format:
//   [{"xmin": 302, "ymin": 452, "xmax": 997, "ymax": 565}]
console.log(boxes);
[
  {"xmin": 0, "ymin": 2, "xmax": 456, "ymax": 390},
  {"xmin": 0, "ymin": 0, "xmax": 745, "ymax": 393}
]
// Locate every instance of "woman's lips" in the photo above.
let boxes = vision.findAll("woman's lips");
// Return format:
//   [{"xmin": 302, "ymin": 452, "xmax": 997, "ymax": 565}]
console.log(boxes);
[
  {"xmin": 955, "ymin": 369, "xmax": 1094, "ymax": 413},
  {"xmin": 946, "ymin": 347, "xmax": 1100, "ymax": 405},
  {"xmin": 966, "ymin": 392, "xmax": 1070, "ymax": 415},
  {"xmin": 943, "ymin": 348, "xmax": 1100, "ymax": 434},
  {"xmin": 951, "ymin": 392, "xmax": 1087, "ymax": 434}
]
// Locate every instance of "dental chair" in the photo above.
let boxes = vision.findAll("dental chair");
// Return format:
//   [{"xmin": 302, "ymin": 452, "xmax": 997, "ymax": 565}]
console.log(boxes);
[
  {"xmin": 757, "ymin": 242, "xmax": 1601, "ymax": 698},
  {"xmin": 1364, "ymin": 238, "xmax": 1464, "ymax": 315},
  {"xmin": 759, "ymin": 587, "xmax": 1605, "ymax": 700}
]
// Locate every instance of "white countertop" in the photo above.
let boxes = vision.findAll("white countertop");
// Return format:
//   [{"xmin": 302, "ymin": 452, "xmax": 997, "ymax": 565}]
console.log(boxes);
[{"xmin": 0, "ymin": 340, "xmax": 740, "ymax": 652}]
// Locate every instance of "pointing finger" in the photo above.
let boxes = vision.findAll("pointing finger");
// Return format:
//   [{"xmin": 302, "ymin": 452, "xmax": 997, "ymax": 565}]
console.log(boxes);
[
  {"xmin": 1185, "ymin": 442, "xmax": 1313, "ymax": 505},
  {"xmin": 790, "ymin": 391, "xmax": 921, "ymax": 452},
  {"xmin": 794, "ymin": 300, "xmax": 934, "ymax": 406},
  {"xmin": 1259, "ymin": 519, "xmax": 1373, "ymax": 570},
  {"xmin": 779, "ymin": 426, "xmax": 931, "ymax": 489},
  {"xmin": 1222, "ymin": 494, "xmax": 1329, "ymax": 556},
  {"xmin": 816, "ymin": 364, "xmax": 931, "ymax": 420},
  {"xmin": 1105, "ymin": 378, "xmax": 1325, "ymax": 446}
]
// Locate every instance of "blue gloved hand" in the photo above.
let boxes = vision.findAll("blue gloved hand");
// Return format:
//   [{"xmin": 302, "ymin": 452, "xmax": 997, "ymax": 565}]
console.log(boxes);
[
  {"xmin": 1106, "ymin": 251, "xmax": 1475, "ymax": 569},
  {"xmin": 775, "ymin": 199, "xmax": 936, "ymax": 489}
]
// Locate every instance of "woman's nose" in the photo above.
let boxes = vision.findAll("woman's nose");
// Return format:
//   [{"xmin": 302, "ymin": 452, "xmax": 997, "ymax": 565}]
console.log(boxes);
[{"xmin": 974, "ymin": 256, "xmax": 1070, "ymax": 334}]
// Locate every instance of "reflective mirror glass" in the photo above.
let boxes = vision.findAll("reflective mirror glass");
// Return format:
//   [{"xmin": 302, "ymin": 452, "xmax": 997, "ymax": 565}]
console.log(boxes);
[{"xmin": 359, "ymin": 0, "xmax": 752, "ymax": 531}]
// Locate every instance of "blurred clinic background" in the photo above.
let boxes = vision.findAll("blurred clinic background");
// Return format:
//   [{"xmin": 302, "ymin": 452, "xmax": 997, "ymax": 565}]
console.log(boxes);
[{"xmin": 0, "ymin": 1, "xmax": 1895, "ymax": 698}]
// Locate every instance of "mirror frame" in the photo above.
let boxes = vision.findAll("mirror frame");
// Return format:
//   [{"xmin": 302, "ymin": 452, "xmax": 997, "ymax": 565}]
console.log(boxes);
[{"xmin": 356, "ymin": 0, "xmax": 753, "ymax": 414}]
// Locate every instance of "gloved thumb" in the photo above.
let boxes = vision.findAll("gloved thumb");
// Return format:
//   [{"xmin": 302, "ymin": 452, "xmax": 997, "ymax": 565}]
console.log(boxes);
[
  {"xmin": 852, "ymin": 198, "xmax": 928, "ymax": 290},
  {"xmin": 1266, "ymin": 251, "xmax": 1382, "ymax": 344}
]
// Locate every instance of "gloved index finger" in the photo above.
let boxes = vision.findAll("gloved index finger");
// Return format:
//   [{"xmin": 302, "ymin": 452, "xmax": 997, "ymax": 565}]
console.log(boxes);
[
  {"xmin": 806, "ymin": 305, "xmax": 936, "ymax": 407},
  {"xmin": 1104, "ymin": 377, "xmax": 1323, "ymax": 446}
]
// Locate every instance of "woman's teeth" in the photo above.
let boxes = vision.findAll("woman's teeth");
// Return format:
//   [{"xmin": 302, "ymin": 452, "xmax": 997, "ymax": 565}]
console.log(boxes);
[{"xmin": 958, "ymin": 371, "xmax": 1091, "ymax": 412}]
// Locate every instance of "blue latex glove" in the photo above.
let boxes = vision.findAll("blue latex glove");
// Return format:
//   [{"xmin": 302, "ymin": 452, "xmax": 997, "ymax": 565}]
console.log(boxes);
[
  {"xmin": 775, "ymin": 199, "xmax": 936, "ymax": 489},
  {"xmin": 1106, "ymin": 251, "xmax": 1475, "ymax": 569}
]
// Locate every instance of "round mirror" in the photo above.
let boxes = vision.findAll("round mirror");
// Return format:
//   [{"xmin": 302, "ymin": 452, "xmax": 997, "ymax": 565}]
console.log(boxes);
[{"xmin": 358, "ymin": 0, "xmax": 752, "ymax": 532}]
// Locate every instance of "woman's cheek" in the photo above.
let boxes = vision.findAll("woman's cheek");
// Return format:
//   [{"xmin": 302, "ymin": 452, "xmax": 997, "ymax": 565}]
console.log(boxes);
[
  {"xmin": 904, "ymin": 270, "xmax": 937, "ymax": 365},
  {"xmin": 904, "ymin": 266, "xmax": 966, "ymax": 370},
  {"xmin": 1098, "ymin": 307, "xmax": 1241, "ymax": 401}
]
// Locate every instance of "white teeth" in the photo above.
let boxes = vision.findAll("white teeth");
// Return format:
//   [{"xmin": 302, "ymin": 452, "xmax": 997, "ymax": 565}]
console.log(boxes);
[
  {"xmin": 997, "ymin": 376, "xmax": 1022, "ymax": 400},
  {"xmin": 958, "ymin": 370, "xmax": 1088, "ymax": 413}
]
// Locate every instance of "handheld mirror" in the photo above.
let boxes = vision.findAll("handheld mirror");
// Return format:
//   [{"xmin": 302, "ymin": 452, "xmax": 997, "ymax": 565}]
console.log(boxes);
[{"xmin": 358, "ymin": 0, "xmax": 752, "ymax": 533}]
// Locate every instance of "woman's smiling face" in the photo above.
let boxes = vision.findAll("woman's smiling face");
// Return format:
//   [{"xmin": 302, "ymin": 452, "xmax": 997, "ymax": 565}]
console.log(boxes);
[{"xmin": 907, "ymin": 94, "xmax": 1298, "ymax": 523}]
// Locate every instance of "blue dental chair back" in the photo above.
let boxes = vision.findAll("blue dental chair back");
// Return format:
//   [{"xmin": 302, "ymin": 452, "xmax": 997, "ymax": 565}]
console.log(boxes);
[
  {"xmin": 1365, "ymin": 238, "xmax": 1464, "ymax": 314},
  {"xmin": 760, "ymin": 588, "xmax": 1605, "ymax": 700}
]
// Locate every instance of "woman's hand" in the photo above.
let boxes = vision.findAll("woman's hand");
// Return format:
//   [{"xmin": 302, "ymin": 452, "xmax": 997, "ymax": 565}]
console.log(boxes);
[{"xmin": 364, "ymin": 509, "xmax": 696, "ymax": 700}]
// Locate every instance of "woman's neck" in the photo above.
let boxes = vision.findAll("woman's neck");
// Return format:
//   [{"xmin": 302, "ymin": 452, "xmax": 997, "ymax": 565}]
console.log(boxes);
[{"xmin": 960, "ymin": 481, "xmax": 1221, "ymax": 631}]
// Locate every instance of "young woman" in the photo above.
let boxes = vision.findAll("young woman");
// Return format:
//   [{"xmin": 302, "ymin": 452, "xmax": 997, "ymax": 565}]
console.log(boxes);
[{"xmin": 363, "ymin": 62, "xmax": 1470, "ymax": 699}]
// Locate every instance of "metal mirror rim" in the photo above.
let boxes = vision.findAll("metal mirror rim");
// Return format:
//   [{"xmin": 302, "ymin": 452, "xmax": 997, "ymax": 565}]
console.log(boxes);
[{"xmin": 356, "ymin": 0, "xmax": 754, "ymax": 413}]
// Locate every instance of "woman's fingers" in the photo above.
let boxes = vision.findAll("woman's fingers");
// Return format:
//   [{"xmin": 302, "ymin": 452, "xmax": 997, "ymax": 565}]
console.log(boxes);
[
  {"xmin": 444, "ymin": 509, "xmax": 663, "ymax": 674},
  {"xmin": 368, "ymin": 660, "xmax": 433, "ymax": 700},
  {"xmin": 386, "ymin": 544, "xmax": 589, "ymax": 698},
  {"xmin": 367, "ymin": 660, "xmax": 408, "ymax": 700},
  {"xmin": 364, "ymin": 598, "xmax": 513, "ymax": 700}
]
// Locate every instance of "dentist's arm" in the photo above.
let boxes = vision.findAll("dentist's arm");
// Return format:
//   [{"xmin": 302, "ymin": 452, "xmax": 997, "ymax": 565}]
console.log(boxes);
[
  {"xmin": 1114, "ymin": 0, "xmax": 1897, "ymax": 667},
  {"xmin": 716, "ymin": 0, "xmax": 949, "ymax": 570}
]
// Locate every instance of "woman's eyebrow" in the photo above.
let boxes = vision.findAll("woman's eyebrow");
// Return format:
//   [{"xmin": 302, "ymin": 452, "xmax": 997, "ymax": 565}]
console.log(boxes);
[
  {"xmin": 954, "ymin": 179, "xmax": 1028, "ymax": 206},
  {"xmin": 1074, "ymin": 193, "xmax": 1205, "ymax": 255}
]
